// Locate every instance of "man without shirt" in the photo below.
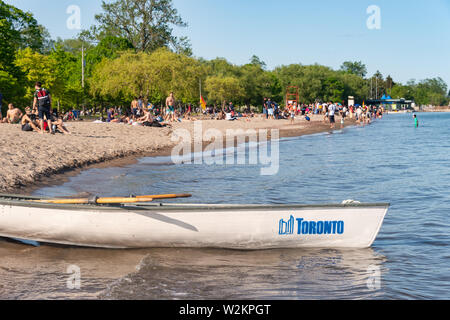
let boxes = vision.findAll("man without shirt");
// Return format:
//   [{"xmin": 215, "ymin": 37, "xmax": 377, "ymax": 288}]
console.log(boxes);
[
  {"xmin": 4, "ymin": 103, "xmax": 23, "ymax": 124},
  {"xmin": 165, "ymin": 92, "xmax": 176, "ymax": 122},
  {"xmin": 21, "ymin": 107, "xmax": 41, "ymax": 132}
]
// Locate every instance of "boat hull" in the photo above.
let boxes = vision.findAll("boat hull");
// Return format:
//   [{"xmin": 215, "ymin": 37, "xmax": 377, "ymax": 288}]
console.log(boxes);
[{"xmin": 0, "ymin": 196, "xmax": 389, "ymax": 249}]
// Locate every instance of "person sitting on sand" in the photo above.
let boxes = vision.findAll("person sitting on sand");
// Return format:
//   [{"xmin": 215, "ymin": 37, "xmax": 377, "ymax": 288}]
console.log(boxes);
[
  {"xmin": 21, "ymin": 107, "xmax": 41, "ymax": 132},
  {"xmin": 216, "ymin": 110, "xmax": 226, "ymax": 120},
  {"xmin": 50, "ymin": 108, "xmax": 71, "ymax": 134},
  {"xmin": 137, "ymin": 109, "xmax": 154, "ymax": 124},
  {"xmin": 225, "ymin": 111, "xmax": 237, "ymax": 121},
  {"xmin": 3, "ymin": 103, "xmax": 23, "ymax": 124},
  {"xmin": 106, "ymin": 107, "xmax": 115, "ymax": 123}
]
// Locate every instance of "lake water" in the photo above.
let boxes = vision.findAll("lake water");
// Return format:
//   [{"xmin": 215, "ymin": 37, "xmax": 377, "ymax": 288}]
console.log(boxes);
[{"xmin": 2, "ymin": 113, "xmax": 449, "ymax": 299}]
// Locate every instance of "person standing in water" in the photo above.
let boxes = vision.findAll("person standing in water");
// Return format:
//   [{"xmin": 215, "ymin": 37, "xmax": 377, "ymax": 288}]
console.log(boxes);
[{"xmin": 414, "ymin": 114, "xmax": 419, "ymax": 128}]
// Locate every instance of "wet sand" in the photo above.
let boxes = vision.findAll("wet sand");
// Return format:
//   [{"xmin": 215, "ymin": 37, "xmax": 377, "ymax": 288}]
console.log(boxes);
[{"xmin": 0, "ymin": 114, "xmax": 355, "ymax": 193}]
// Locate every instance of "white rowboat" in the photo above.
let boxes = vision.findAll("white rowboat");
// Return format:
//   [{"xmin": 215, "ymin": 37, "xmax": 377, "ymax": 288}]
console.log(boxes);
[{"xmin": 0, "ymin": 194, "xmax": 389, "ymax": 249}]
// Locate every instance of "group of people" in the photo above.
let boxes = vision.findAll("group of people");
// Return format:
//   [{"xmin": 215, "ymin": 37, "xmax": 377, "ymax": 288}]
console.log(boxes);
[
  {"xmin": 1, "ymin": 84, "xmax": 386, "ymax": 133},
  {"xmin": 103, "ymin": 93, "xmax": 181, "ymax": 126},
  {"xmin": 0, "ymin": 82, "xmax": 70, "ymax": 134},
  {"xmin": 282, "ymin": 101, "xmax": 384, "ymax": 128}
]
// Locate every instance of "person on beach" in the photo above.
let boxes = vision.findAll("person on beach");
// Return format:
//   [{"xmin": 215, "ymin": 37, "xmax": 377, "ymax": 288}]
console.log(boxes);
[
  {"xmin": 290, "ymin": 105, "xmax": 295, "ymax": 125},
  {"xmin": 328, "ymin": 102, "xmax": 336, "ymax": 129},
  {"xmin": 21, "ymin": 107, "xmax": 41, "ymax": 132},
  {"xmin": 138, "ymin": 108, "xmax": 154, "ymax": 125},
  {"xmin": 33, "ymin": 82, "xmax": 54, "ymax": 134},
  {"xmin": 323, "ymin": 104, "xmax": 329, "ymax": 123},
  {"xmin": 3, "ymin": 103, "xmax": 23, "ymax": 124},
  {"xmin": 131, "ymin": 98, "xmax": 139, "ymax": 118},
  {"xmin": 50, "ymin": 108, "xmax": 71, "ymax": 134},
  {"xmin": 267, "ymin": 98, "xmax": 274, "ymax": 120},
  {"xmin": 356, "ymin": 107, "xmax": 363, "ymax": 123},
  {"xmin": 263, "ymin": 98, "xmax": 268, "ymax": 119},
  {"xmin": 165, "ymin": 92, "xmax": 176, "ymax": 122}
]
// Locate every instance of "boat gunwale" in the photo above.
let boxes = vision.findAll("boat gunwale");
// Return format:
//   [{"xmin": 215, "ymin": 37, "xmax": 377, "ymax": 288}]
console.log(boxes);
[{"xmin": 0, "ymin": 194, "xmax": 390, "ymax": 212}]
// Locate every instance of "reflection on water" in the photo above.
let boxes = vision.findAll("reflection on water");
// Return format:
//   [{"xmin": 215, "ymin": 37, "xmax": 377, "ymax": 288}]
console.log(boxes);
[
  {"xmin": 3, "ymin": 113, "xmax": 448, "ymax": 299},
  {"xmin": 0, "ymin": 240, "xmax": 148, "ymax": 299},
  {"xmin": 101, "ymin": 248, "xmax": 386, "ymax": 300}
]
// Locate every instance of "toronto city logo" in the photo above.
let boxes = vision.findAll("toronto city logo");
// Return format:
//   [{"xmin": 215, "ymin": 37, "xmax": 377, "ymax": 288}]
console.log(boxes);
[{"xmin": 279, "ymin": 216, "xmax": 345, "ymax": 235}]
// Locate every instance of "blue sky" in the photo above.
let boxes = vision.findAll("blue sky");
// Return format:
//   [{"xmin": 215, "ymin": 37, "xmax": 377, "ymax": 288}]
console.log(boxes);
[{"xmin": 6, "ymin": 0, "xmax": 450, "ymax": 87}]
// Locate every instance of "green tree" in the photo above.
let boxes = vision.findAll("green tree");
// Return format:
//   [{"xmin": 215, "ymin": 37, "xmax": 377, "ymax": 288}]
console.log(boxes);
[
  {"xmin": 249, "ymin": 55, "xmax": 267, "ymax": 69},
  {"xmin": 340, "ymin": 61, "xmax": 367, "ymax": 78},
  {"xmin": 0, "ymin": 1, "xmax": 44, "ymax": 72},
  {"xmin": 88, "ymin": 0, "xmax": 191, "ymax": 54},
  {"xmin": 238, "ymin": 63, "xmax": 273, "ymax": 106},
  {"xmin": 15, "ymin": 48, "xmax": 58, "ymax": 102},
  {"xmin": 204, "ymin": 76, "xmax": 245, "ymax": 106},
  {"xmin": 90, "ymin": 48, "xmax": 205, "ymax": 106}
]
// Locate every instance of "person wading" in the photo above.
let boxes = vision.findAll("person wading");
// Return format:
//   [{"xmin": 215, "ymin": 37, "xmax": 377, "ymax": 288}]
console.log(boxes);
[{"xmin": 33, "ymin": 82, "xmax": 54, "ymax": 134}]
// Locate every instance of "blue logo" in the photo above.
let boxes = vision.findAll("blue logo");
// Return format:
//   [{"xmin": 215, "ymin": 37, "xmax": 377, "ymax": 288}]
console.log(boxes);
[
  {"xmin": 278, "ymin": 217, "xmax": 344, "ymax": 235},
  {"xmin": 279, "ymin": 215, "xmax": 295, "ymax": 235}
]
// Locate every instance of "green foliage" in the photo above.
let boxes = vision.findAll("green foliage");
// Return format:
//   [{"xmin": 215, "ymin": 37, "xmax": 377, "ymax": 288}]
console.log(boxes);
[
  {"xmin": 0, "ymin": 1, "xmax": 44, "ymax": 72},
  {"xmin": 88, "ymin": 0, "xmax": 190, "ymax": 54},
  {"xmin": 90, "ymin": 48, "xmax": 205, "ymax": 105},
  {"xmin": 391, "ymin": 77, "xmax": 449, "ymax": 106},
  {"xmin": 204, "ymin": 76, "xmax": 245, "ymax": 105},
  {"xmin": 340, "ymin": 61, "xmax": 367, "ymax": 77},
  {"xmin": 0, "ymin": 69, "xmax": 21, "ymax": 103}
]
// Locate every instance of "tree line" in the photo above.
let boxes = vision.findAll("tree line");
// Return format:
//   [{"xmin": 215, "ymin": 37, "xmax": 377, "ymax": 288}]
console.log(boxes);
[{"xmin": 1, "ymin": 0, "xmax": 449, "ymax": 113}]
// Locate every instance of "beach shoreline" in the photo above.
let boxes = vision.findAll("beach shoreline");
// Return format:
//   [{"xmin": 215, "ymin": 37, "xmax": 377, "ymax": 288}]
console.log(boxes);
[{"xmin": 1, "ymin": 115, "xmax": 360, "ymax": 195}]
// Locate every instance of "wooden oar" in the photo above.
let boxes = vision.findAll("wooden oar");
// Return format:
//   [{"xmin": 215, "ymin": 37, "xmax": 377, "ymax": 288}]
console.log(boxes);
[
  {"xmin": 32, "ymin": 197, "xmax": 154, "ymax": 205},
  {"xmin": 30, "ymin": 193, "xmax": 191, "ymax": 205}
]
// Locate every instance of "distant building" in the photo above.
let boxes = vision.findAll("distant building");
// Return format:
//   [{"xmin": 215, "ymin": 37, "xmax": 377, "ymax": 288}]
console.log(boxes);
[{"xmin": 366, "ymin": 95, "xmax": 415, "ymax": 111}]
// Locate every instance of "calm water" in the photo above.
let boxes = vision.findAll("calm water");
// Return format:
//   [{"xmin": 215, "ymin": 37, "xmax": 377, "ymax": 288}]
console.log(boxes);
[{"xmin": 2, "ymin": 113, "xmax": 449, "ymax": 299}]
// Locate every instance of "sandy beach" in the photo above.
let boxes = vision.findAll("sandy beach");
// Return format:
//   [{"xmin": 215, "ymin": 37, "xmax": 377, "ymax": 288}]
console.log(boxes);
[{"xmin": 0, "ymin": 115, "xmax": 356, "ymax": 193}]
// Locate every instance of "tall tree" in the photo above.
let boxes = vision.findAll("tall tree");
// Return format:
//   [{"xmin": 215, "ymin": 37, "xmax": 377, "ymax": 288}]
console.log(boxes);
[
  {"xmin": 89, "ymin": 0, "xmax": 191, "ymax": 54},
  {"xmin": 0, "ymin": 1, "xmax": 44, "ymax": 69},
  {"xmin": 340, "ymin": 61, "xmax": 367, "ymax": 78},
  {"xmin": 385, "ymin": 75, "xmax": 394, "ymax": 95},
  {"xmin": 249, "ymin": 55, "xmax": 267, "ymax": 69}
]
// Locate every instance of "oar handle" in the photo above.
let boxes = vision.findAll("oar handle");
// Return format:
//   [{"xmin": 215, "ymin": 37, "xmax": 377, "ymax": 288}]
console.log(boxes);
[{"xmin": 137, "ymin": 194, "xmax": 192, "ymax": 199}]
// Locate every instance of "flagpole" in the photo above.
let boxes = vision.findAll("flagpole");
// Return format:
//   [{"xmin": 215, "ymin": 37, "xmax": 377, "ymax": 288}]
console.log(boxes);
[{"xmin": 81, "ymin": 44, "xmax": 85, "ymax": 89}]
